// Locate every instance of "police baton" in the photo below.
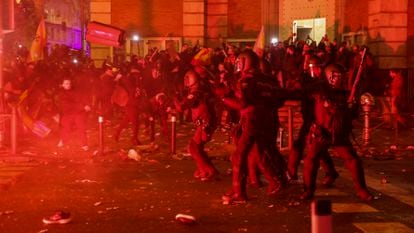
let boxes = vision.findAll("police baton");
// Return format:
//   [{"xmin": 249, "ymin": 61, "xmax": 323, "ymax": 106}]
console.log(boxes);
[
  {"xmin": 98, "ymin": 116, "xmax": 104, "ymax": 155},
  {"xmin": 171, "ymin": 115, "xmax": 177, "ymax": 155},
  {"xmin": 311, "ymin": 199, "xmax": 332, "ymax": 233}
]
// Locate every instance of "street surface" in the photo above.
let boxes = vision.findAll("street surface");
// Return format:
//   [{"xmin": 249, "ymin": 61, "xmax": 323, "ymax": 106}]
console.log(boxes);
[{"xmin": 0, "ymin": 113, "xmax": 414, "ymax": 233}]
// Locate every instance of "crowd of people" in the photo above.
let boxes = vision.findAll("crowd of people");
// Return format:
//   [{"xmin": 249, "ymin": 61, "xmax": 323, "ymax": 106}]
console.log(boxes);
[{"xmin": 4, "ymin": 34, "xmax": 405, "ymax": 204}]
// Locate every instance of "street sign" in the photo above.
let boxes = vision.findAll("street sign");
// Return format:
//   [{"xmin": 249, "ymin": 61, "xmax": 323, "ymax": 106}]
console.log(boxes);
[{"xmin": 86, "ymin": 21, "xmax": 125, "ymax": 47}]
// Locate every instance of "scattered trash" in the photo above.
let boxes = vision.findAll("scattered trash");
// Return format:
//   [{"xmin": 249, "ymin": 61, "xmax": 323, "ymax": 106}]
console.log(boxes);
[
  {"xmin": 175, "ymin": 214, "xmax": 196, "ymax": 224},
  {"xmin": 146, "ymin": 159, "xmax": 159, "ymax": 164},
  {"xmin": 127, "ymin": 149, "xmax": 142, "ymax": 161},
  {"xmin": 171, "ymin": 154, "xmax": 184, "ymax": 160},
  {"xmin": 288, "ymin": 201, "xmax": 300, "ymax": 206},
  {"xmin": 381, "ymin": 176, "xmax": 389, "ymax": 184},
  {"xmin": 406, "ymin": 146, "xmax": 414, "ymax": 150},
  {"xmin": 402, "ymin": 169, "xmax": 407, "ymax": 173},
  {"xmin": 222, "ymin": 195, "xmax": 231, "ymax": 205},
  {"xmin": 268, "ymin": 204, "xmax": 274, "ymax": 208},
  {"xmin": 75, "ymin": 179, "xmax": 98, "ymax": 183},
  {"xmin": 0, "ymin": 210, "xmax": 14, "ymax": 215},
  {"xmin": 22, "ymin": 151, "xmax": 37, "ymax": 155},
  {"xmin": 94, "ymin": 202, "xmax": 102, "ymax": 206},
  {"xmin": 238, "ymin": 228, "xmax": 248, "ymax": 232},
  {"xmin": 105, "ymin": 206, "xmax": 119, "ymax": 211},
  {"xmin": 390, "ymin": 145, "xmax": 397, "ymax": 150},
  {"xmin": 38, "ymin": 229, "xmax": 48, "ymax": 233},
  {"xmin": 42, "ymin": 211, "xmax": 72, "ymax": 225}
]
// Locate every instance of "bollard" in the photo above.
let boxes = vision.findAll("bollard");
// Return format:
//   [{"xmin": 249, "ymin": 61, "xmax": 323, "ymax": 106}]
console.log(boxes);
[
  {"xmin": 360, "ymin": 93, "xmax": 375, "ymax": 146},
  {"xmin": 171, "ymin": 115, "xmax": 176, "ymax": 155},
  {"xmin": 362, "ymin": 105, "xmax": 371, "ymax": 146},
  {"xmin": 311, "ymin": 200, "xmax": 332, "ymax": 233},
  {"xmin": 287, "ymin": 107, "xmax": 293, "ymax": 150},
  {"xmin": 277, "ymin": 127, "xmax": 284, "ymax": 150},
  {"xmin": 11, "ymin": 106, "xmax": 17, "ymax": 155},
  {"xmin": 98, "ymin": 116, "xmax": 104, "ymax": 155}
]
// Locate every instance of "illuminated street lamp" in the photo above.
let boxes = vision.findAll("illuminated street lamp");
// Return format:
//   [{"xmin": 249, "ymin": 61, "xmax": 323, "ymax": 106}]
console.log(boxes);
[
  {"xmin": 131, "ymin": 34, "xmax": 140, "ymax": 57},
  {"xmin": 271, "ymin": 37, "xmax": 278, "ymax": 45},
  {"xmin": 132, "ymin": 34, "xmax": 140, "ymax": 41}
]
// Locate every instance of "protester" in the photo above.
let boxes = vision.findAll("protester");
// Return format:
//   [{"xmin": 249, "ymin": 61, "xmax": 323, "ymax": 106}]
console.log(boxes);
[{"xmin": 57, "ymin": 78, "xmax": 91, "ymax": 151}]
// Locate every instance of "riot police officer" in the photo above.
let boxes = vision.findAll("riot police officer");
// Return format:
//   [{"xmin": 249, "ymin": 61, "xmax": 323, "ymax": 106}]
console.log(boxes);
[
  {"xmin": 221, "ymin": 50, "xmax": 284, "ymax": 204},
  {"xmin": 176, "ymin": 67, "xmax": 218, "ymax": 181},
  {"xmin": 301, "ymin": 63, "xmax": 373, "ymax": 201},
  {"xmin": 287, "ymin": 56, "xmax": 339, "ymax": 186}
]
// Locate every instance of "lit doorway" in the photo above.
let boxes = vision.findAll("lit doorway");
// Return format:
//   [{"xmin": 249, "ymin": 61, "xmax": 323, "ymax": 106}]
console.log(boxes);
[{"xmin": 293, "ymin": 18, "xmax": 326, "ymax": 44}]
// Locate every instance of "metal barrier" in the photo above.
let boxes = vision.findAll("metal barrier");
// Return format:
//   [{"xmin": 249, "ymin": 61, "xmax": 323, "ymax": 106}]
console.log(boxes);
[{"xmin": 278, "ymin": 101, "xmax": 302, "ymax": 151}]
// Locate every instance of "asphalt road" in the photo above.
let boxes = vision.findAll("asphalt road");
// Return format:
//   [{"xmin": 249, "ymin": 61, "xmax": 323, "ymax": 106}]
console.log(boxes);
[{"xmin": 0, "ymin": 115, "xmax": 414, "ymax": 233}]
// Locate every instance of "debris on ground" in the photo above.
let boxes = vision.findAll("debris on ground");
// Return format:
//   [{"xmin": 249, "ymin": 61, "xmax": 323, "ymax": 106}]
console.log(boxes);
[
  {"xmin": 94, "ymin": 201, "xmax": 102, "ymax": 206},
  {"xmin": 175, "ymin": 213, "xmax": 196, "ymax": 224},
  {"xmin": 42, "ymin": 211, "xmax": 72, "ymax": 225},
  {"xmin": 0, "ymin": 210, "xmax": 14, "ymax": 215},
  {"xmin": 127, "ymin": 149, "xmax": 142, "ymax": 161},
  {"xmin": 75, "ymin": 179, "xmax": 99, "ymax": 183}
]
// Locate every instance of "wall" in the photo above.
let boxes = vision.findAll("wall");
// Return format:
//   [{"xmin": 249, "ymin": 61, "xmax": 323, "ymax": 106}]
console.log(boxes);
[
  {"xmin": 279, "ymin": 0, "xmax": 338, "ymax": 42},
  {"xmin": 111, "ymin": 0, "xmax": 183, "ymax": 37},
  {"xmin": 343, "ymin": 0, "xmax": 369, "ymax": 33},
  {"xmin": 227, "ymin": 0, "xmax": 261, "ymax": 38},
  {"xmin": 367, "ymin": 0, "xmax": 408, "ymax": 69}
]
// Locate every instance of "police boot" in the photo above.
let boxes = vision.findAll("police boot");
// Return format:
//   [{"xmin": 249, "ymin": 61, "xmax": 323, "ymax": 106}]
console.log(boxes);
[
  {"xmin": 247, "ymin": 151, "xmax": 262, "ymax": 188},
  {"xmin": 287, "ymin": 147, "xmax": 302, "ymax": 181},
  {"xmin": 301, "ymin": 155, "xmax": 319, "ymax": 200},
  {"xmin": 344, "ymin": 155, "xmax": 373, "ymax": 201},
  {"xmin": 188, "ymin": 140, "xmax": 215, "ymax": 180},
  {"xmin": 320, "ymin": 154, "xmax": 339, "ymax": 187}
]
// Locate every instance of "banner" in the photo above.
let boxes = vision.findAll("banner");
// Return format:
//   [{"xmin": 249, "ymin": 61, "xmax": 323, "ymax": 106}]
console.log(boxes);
[{"xmin": 30, "ymin": 18, "xmax": 47, "ymax": 61}]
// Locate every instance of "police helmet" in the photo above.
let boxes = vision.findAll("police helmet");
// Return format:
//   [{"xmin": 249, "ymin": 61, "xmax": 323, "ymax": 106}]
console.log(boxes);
[
  {"xmin": 324, "ymin": 63, "xmax": 346, "ymax": 88},
  {"xmin": 235, "ymin": 49, "xmax": 259, "ymax": 73}
]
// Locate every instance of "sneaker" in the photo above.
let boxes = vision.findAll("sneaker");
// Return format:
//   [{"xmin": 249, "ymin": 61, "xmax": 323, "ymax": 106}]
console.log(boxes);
[
  {"xmin": 57, "ymin": 140, "xmax": 64, "ymax": 148},
  {"xmin": 81, "ymin": 145, "xmax": 89, "ymax": 151},
  {"xmin": 42, "ymin": 211, "xmax": 72, "ymax": 224}
]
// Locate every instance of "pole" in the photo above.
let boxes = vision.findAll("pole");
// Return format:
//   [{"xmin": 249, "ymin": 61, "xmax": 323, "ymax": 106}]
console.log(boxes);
[
  {"xmin": 171, "ymin": 115, "xmax": 176, "ymax": 155},
  {"xmin": 278, "ymin": 127, "xmax": 284, "ymax": 150},
  {"xmin": 80, "ymin": 0, "xmax": 85, "ymax": 53},
  {"xmin": 311, "ymin": 200, "xmax": 332, "ymax": 233},
  {"xmin": 11, "ymin": 107, "xmax": 17, "ymax": 155},
  {"xmin": 98, "ymin": 116, "xmax": 104, "ymax": 155},
  {"xmin": 362, "ymin": 105, "xmax": 371, "ymax": 146},
  {"xmin": 0, "ymin": 2, "xmax": 4, "ymax": 92},
  {"xmin": 288, "ymin": 107, "xmax": 293, "ymax": 150}
]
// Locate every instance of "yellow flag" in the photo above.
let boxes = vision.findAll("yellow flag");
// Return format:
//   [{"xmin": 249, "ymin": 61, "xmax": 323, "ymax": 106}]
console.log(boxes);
[
  {"xmin": 253, "ymin": 25, "xmax": 265, "ymax": 58},
  {"xmin": 30, "ymin": 18, "xmax": 47, "ymax": 61}
]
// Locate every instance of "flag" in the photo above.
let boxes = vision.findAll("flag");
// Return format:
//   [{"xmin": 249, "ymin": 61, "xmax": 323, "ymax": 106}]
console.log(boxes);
[
  {"xmin": 30, "ymin": 18, "xmax": 47, "ymax": 61},
  {"xmin": 253, "ymin": 25, "xmax": 265, "ymax": 58},
  {"xmin": 191, "ymin": 48, "xmax": 213, "ymax": 67}
]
